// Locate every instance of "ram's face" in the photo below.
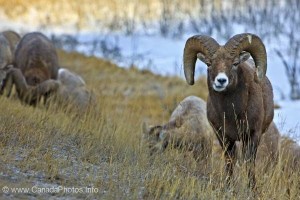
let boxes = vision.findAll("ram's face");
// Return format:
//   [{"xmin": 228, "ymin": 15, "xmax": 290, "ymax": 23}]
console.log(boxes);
[
  {"xmin": 142, "ymin": 125, "xmax": 166, "ymax": 155},
  {"xmin": 203, "ymin": 50, "xmax": 250, "ymax": 92}
]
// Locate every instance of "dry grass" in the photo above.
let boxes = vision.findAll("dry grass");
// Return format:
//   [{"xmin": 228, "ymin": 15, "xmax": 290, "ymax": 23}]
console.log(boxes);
[
  {"xmin": 0, "ymin": 0, "xmax": 197, "ymax": 31},
  {"xmin": 0, "ymin": 50, "xmax": 299, "ymax": 199},
  {"xmin": 0, "ymin": 0, "xmax": 253, "ymax": 33}
]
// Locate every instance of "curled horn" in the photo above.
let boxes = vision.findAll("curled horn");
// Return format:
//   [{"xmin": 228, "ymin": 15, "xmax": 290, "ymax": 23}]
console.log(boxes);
[
  {"xmin": 225, "ymin": 33, "xmax": 267, "ymax": 81},
  {"xmin": 183, "ymin": 35, "xmax": 220, "ymax": 85}
]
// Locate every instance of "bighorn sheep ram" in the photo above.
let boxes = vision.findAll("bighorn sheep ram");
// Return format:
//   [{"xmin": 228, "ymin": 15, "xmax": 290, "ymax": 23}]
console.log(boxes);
[
  {"xmin": 183, "ymin": 33, "xmax": 274, "ymax": 187},
  {"xmin": 143, "ymin": 96, "xmax": 214, "ymax": 161},
  {"xmin": 6, "ymin": 32, "xmax": 60, "ymax": 105},
  {"xmin": 0, "ymin": 30, "xmax": 21, "ymax": 94}
]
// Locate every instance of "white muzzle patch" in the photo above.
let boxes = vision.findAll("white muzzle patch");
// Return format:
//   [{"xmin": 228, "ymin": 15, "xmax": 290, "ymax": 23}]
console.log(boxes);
[{"xmin": 213, "ymin": 72, "xmax": 229, "ymax": 92}]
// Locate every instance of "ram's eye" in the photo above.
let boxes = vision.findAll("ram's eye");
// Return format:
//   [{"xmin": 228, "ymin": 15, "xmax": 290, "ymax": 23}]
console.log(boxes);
[
  {"xmin": 206, "ymin": 62, "xmax": 212, "ymax": 68},
  {"xmin": 232, "ymin": 62, "xmax": 239, "ymax": 69}
]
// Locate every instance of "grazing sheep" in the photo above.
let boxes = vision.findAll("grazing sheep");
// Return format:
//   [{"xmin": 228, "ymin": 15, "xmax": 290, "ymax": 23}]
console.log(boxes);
[
  {"xmin": 6, "ymin": 67, "xmax": 60, "ymax": 104},
  {"xmin": 0, "ymin": 31, "xmax": 20, "ymax": 68},
  {"xmin": 14, "ymin": 32, "xmax": 59, "ymax": 85},
  {"xmin": 54, "ymin": 68, "xmax": 93, "ymax": 110},
  {"xmin": 142, "ymin": 96, "xmax": 214, "ymax": 161},
  {"xmin": 0, "ymin": 31, "xmax": 21, "ymax": 94},
  {"xmin": 8, "ymin": 32, "xmax": 60, "ymax": 105},
  {"xmin": 183, "ymin": 33, "xmax": 274, "ymax": 187},
  {"xmin": 1, "ymin": 30, "xmax": 21, "ymax": 60}
]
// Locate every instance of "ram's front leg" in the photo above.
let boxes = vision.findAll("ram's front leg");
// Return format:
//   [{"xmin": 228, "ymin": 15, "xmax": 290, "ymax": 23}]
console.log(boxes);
[
  {"xmin": 242, "ymin": 131, "xmax": 260, "ymax": 189},
  {"xmin": 216, "ymin": 135, "xmax": 236, "ymax": 186},
  {"xmin": 6, "ymin": 68, "xmax": 28, "ymax": 99}
]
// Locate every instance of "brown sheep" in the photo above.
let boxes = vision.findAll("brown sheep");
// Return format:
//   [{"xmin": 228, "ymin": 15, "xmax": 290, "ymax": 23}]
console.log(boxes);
[
  {"xmin": 6, "ymin": 67, "xmax": 60, "ymax": 105},
  {"xmin": 1, "ymin": 30, "xmax": 21, "ymax": 61},
  {"xmin": 14, "ymin": 32, "xmax": 59, "ymax": 86},
  {"xmin": 142, "ymin": 96, "xmax": 214, "ymax": 161},
  {"xmin": 0, "ymin": 31, "xmax": 21, "ymax": 94},
  {"xmin": 0, "ymin": 30, "xmax": 20, "ymax": 68},
  {"xmin": 8, "ymin": 32, "xmax": 60, "ymax": 105},
  {"xmin": 183, "ymin": 33, "xmax": 274, "ymax": 187}
]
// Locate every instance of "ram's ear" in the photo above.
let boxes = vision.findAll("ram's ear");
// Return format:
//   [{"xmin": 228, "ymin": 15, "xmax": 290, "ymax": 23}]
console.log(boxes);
[{"xmin": 239, "ymin": 51, "xmax": 250, "ymax": 63}]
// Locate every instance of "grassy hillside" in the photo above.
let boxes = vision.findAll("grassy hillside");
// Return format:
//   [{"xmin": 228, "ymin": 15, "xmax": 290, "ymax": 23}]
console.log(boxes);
[{"xmin": 0, "ymin": 50, "xmax": 299, "ymax": 199}]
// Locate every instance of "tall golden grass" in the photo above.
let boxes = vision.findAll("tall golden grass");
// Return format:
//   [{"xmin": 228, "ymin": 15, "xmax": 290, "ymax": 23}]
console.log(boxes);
[
  {"xmin": 0, "ymin": 50, "xmax": 299, "ymax": 199},
  {"xmin": 0, "ymin": 0, "xmax": 262, "ymax": 32}
]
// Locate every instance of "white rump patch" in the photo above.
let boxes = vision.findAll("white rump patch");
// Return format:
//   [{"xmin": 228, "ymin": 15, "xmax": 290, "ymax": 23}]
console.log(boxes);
[
  {"xmin": 247, "ymin": 35, "xmax": 252, "ymax": 44},
  {"xmin": 58, "ymin": 68, "xmax": 86, "ymax": 87}
]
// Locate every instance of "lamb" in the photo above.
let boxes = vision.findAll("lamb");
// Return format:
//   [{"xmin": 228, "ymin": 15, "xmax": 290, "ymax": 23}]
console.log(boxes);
[
  {"xmin": 0, "ymin": 30, "xmax": 21, "ymax": 94},
  {"xmin": 7, "ymin": 32, "xmax": 60, "ymax": 105},
  {"xmin": 54, "ymin": 68, "xmax": 93, "ymax": 111},
  {"xmin": 142, "ymin": 96, "xmax": 215, "ymax": 161},
  {"xmin": 183, "ymin": 33, "xmax": 274, "ymax": 187}
]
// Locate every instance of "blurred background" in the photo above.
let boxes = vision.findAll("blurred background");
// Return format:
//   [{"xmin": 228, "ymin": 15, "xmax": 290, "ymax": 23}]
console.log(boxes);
[{"xmin": 0, "ymin": 0, "xmax": 299, "ymax": 138}]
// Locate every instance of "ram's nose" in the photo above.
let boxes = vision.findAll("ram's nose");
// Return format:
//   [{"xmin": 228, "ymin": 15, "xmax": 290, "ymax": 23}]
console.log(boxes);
[{"xmin": 217, "ymin": 78, "xmax": 227, "ymax": 85}]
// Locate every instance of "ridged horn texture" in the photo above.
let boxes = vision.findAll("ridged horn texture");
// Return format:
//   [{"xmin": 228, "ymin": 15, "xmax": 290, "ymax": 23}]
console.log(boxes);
[
  {"xmin": 224, "ymin": 33, "xmax": 267, "ymax": 81},
  {"xmin": 183, "ymin": 35, "xmax": 220, "ymax": 85}
]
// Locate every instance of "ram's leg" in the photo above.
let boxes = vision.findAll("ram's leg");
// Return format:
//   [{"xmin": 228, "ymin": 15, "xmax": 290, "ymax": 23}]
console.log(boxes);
[
  {"xmin": 6, "ymin": 68, "xmax": 28, "ymax": 100},
  {"xmin": 3, "ymin": 74, "xmax": 14, "ymax": 97},
  {"xmin": 242, "ymin": 132, "xmax": 260, "ymax": 189},
  {"xmin": 216, "ymin": 136, "xmax": 236, "ymax": 186},
  {"xmin": 224, "ymin": 141, "xmax": 236, "ymax": 185}
]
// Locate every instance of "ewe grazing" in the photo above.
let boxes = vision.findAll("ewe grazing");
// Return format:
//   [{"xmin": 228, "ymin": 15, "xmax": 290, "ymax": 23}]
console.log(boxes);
[
  {"xmin": 55, "ymin": 68, "xmax": 93, "ymax": 110},
  {"xmin": 7, "ymin": 32, "xmax": 60, "ymax": 105},
  {"xmin": 183, "ymin": 33, "xmax": 274, "ymax": 187},
  {"xmin": 143, "ymin": 96, "xmax": 214, "ymax": 161}
]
